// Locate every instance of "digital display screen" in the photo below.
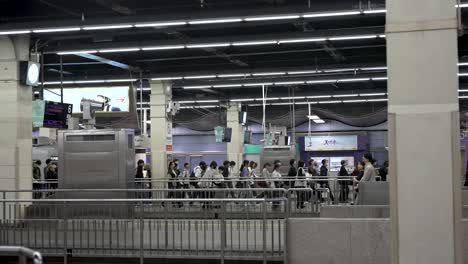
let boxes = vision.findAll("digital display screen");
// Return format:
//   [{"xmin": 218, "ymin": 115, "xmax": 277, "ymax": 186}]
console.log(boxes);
[
  {"xmin": 44, "ymin": 86, "xmax": 130, "ymax": 113},
  {"xmin": 305, "ymin": 135, "xmax": 358, "ymax": 151},
  {"xmin": 43, "ymin": 101, "xmax": 72, "ymax": 129}
]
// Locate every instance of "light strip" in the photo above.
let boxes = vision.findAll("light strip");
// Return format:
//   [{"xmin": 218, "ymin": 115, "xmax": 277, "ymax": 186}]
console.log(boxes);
[
  {"xmin": 213, "ymin": 84, "xmax": 243, "ymax": 88},
  {"xmin": 302, "ymin": 11, "xmax": 361, "ymax": 18},
  {"xmin": 188, "ymin": 18, "xmax": 242, "ymax": 25},
  {"xmin": 218, "ymin": 74, "xmax": 249, "ymax": 78},
  {"xmin": 343, "ymin": 99, "xmax": 367, "ymax": 103},
  {"xmin": 319, "ymin": 100, "xmax": 342, "ymax": 104},
  {"xmin": 184, "ymin": 75, "xmax": 217, "ymax": 79},
  {"xmin": 328, "ymin": 35, "xmax": 379, "ymax": 41},
  {"xmin": 313, "ymin": 119, "xmax": 326, "ymax": 124},
  {"xmin": 142, "ymin": 45, "xmax": 185, "ymax": 51},
  {"xmin": 252, "ymin": 72, "xmax": 286, "ymax": 76},
  {"xmin": 323, "ymin": 68, "xmax": 356, "ymax": 73},
  {"xmin": 274, "ymin": 81, "xmax": 306, "ymax": 85},
  {"xmin": 360, "ymin": 67, "xmax": 388, "ymax": 71},
  {"xmin": 307, "ymin": 115, "xmax": 320, "ymax": 120},
  {"xmin": 230, "ymin": 98, "xmax": 256, "ymax": 102},
  {"xmin": 232, "ymin": 40, "xmax": 278, "ymax": 46},
  {"xmin": 135, "ymin": 21, "xmax": 187, "ymax": 27},
  {"xmin": 0, "ymin": 30, "xmax": 31, "ymax": 35},
  {"xmin": 287, "ymin": 70, "xmax": 319, "ymax": 75},
  {"xmin": 459, "ymin": 63, "xmax": 468, "ymax": 66},
  {"xmin": 338, "ymin": 78, "xmax": 371, "ymax": 82},
  {"xmin": 57, "ymin": 50, "xmax": 98, "ymax": 55},
  {"xmin": 308, "ymin": 95, "xmax": 332, "ymax": 99},
  {"xmin": 186, "ymin": 43, "xmax": 231, "ymax": 48},
  {"xmin": 371, "ymin": 77, "xmax": 389, "ymax": 81},
  {"xmin": 151, "ymin": 77, "xmax": 183, "ymax": 81},
  {"xmin": 244, "ymin": 15, "xmax": 301, "ymax": 22},
  {"xmin": 367, "ymin": 98, "xmax": 388, "ymax": 102},
  {"xmin": 183, "ymin": 85, "xmax": 213, "ymax": 89},
  {"xmin": 278, "ymin": 38, "xmax": 326, "ymax": 44},
  {"xmin": 363, "ymin": 9, "xmax": 387, "ymax": 14},
  {"xmin": 360, "ymin": 93, "xmax": 386, "ymax": 97},
  {"xmin": 83, "ymin": 24, "xmax": 133, "ymax": 30},
  {"xmin": 33, "ymin": 27, "xmax": 81, "ymax": 33},
  {"xmin": 99, "ymin": 48, "xmax": 140, "ymax": 53}
]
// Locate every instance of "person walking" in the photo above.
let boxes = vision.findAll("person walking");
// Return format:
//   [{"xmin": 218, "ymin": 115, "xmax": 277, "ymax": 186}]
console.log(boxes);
[
  {"xmin": 286, "ymin": 159, "xmax": 297, "ymax": 189},
  {"xmin": 295, "ymin": 161, "xmax": 307, "ymax": 209}
]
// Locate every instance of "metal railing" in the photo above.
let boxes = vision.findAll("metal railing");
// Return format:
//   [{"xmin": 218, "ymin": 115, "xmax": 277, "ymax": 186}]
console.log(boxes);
[
  {"xmin": 0, "ymin": 198, "xmax": 287, "ymax": 264},
  {"xmin": 0, "ymin": 246, "xmax": 43, "ymax": 264}
]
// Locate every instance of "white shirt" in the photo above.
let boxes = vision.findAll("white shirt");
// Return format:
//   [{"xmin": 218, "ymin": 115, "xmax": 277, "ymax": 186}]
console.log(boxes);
[{"xmin": 270, "ymin": 170, "xmax": 282, "ymax": 188}]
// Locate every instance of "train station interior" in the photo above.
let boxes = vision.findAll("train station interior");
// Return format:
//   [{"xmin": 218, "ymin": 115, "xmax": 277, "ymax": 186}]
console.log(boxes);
[{"xmin": 0, "ymin": 0, "xmax": 467, "ymax": 263}]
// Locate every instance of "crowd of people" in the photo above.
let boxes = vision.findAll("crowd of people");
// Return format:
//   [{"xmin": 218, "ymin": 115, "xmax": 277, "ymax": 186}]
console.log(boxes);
[{"xmin": 151, "ymin": 152, "xmax": 383, "ymax": 209}]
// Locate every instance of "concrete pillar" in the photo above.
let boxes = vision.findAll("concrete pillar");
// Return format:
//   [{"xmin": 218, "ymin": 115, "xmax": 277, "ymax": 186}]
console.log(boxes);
[
  {"xmin": 150, "ymin": 80, "xmax": 172, "ymax": 180},
  {"xmin": 386, "ymin": 1, "xmax": 463, "ymax": 263},
  {"xmin": 226, "ymin": 104, "xmax": 243, "ymax": 169},
  {"xmin": 0, "ymin": 35, "xmax": 32, "ymax": 200}
]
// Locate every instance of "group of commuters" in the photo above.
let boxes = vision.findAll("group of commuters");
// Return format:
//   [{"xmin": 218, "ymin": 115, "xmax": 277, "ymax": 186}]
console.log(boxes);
[{"xmin": 32, "ymin": 159, "xmax": 58, "ymax": 198}]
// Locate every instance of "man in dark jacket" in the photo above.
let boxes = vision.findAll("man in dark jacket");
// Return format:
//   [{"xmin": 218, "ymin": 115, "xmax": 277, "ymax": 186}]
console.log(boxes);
[
  {"xmin": 320, "ymin": 159, "xmax": 334, "ymax": 202},
  {"xmin": 286, "ymin": 159, "xmax": 297, "ymax": 188},
  {"xmin": 338, "ymin": 160, "xmax": 350, "ymax": 202}
]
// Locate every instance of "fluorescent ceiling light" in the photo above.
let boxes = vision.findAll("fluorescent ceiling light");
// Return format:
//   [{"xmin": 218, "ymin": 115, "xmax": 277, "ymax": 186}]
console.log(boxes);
[
  {"xmin": 271, "ymin": 102, "xmax": 296, "ymax": 106},
  {"xmin": 281, "ymin": 96, "xmax": 306, "ymax": 100},
  {"xmin": 459, "ymin": 89, "xmax": 468, "ymax": 92},
  {"xmin": 99, "ymin": 48, "xmax": 140, "ymax": 53},
  {"xmin": 308, "ymin": 95, "xmax": 332, "ymax": 99},
  {"xmin": 151, "ymin": 77, "xmax": 183, "ymax": 81},
  {"xmin": 33, "ymin": 27, "xmax": 81, "ymax": 33},
  {"xmin": 183, "ymin": 85, "xmax": 213, "ymax": 89},
  {"xmin": 328, "ymin": 35, "xmax": 378, "ymax": 41},
  {"xmin": 323, "ymin": 68, "xmax": 356, "ymax": 73},
  {"xmin": 252, "ymin": 72, "xmax": 286, "ymax": 76},
  {"xmin": 318, "ymin": 101, "xmax": 342, "ymax": 104},
  {"xmin": 232, "ymin": 40, "xmax": 278, "ymax": 46},
  {"xmin": 195, "ymin": 100, "xmax": 219, "ymax": 103},
  {"xmin": 360, "ymin": 67, "xmax": 388, "ymax": 71},
  {"xmin": 218, "ymin": 74, "xmax": 249, "ymax": 78},
  {"xmin": 230, "ymin": 98, "xmax": 255, "ymax": 102},
  {"xmin": 363, "ymin": 9, "xmax": 387, "ymax": 14},
  {"xmin": 458, "ymin": 63, "xmax": 468, "ymax": 66},
  {"xmin": 187, "ymin": 43, "xmax": 231, "ymax": 48},
  {"xmin": 184, "ymin": 75, "xmax": 217, "ymax": 79},
  {"xmin": 244, "ymin": 15, "xmax": 300, "ymax": 21},
  {"xmin": 360, "ymin": 93, "xmax": 386, "ymax": 97},
  {"xmin": 338, "ymin": 78, "xmax": 371, "ymax": 82},
  {"xmin": 106, "ymin": 79, "xmax": 136, "ymax": 83},
  {"xmin": 287, "ymin": 70, "xmax": 319, "ymax": 75},
  {"xmin": 456, "ymin": 4, "xmax": 468, "ymax": 8},
  {"xmin": 343, "ymin": 99, "xmax": 367, "ymax": 103},
  {"xmin": 83, "ymin": 24, "xmax": 133, "ymax": 30},
  {"xmin": 213, "ymin": 84, "xmax": 243, "ymax": 88},
  {"xmin": 178, "ymin": 100, "xmax": 196, "ymax": 103},
  {"xmin": 57, "ymin": 50, "xmax": 98, "ymax": 55},
  {"xmin": 135, "ymin": 21, "xmax": 187, "ymax": 27},
  {"xmin": 458, "ymin": 73, "xmax": 468, "ymax": 76},
  {"xmin": 459, "ymin": 96, "xmax": 468, "ymax": 99},
  {"xmin": 274, "ymin": 81, "xmax": 305, "ymax": 85},
  {"xmin": 188, "ymin": 18, "xmax": 242, "ymax": 25},
  {"xmin": 142, "ymin": 45, "xmax": 185, "ymax": 51},
  {"xmin": 307, "ymin": 115, "xmax": 320, "ymax": 120},
  {"xmin": 333, "ymin": 94, "xmax": 358, "ymax": 98},
  {"xmin": 243, "ymin": 83, "xmax": 273, "ymax": 87},
  {"xmin": 0, "ymin": 30, "xmax": 31, "ymax": 35},
  {"xmin": 313, "ymin": 119, "xmax": 326, "ymax": 124},
  {"xmin": 371, "ymin": 77, "xmax": 389, "ymax": 81},
  {"xmin": 307, "ymin": 80, "xmax": 337, "ymax": 84},
  {"xmin": 73, "ymin": 80, "xmax": 106, "ymax": 84},
  {"xmin": 302, "ymin": 11, "xmax": 360, "ymax": 18},
  {"xmin": 379, "ymin": 34, "xmax": 386, "ymax": 38},
  {"xmin": 278, "ymin": 38, "xmax": 326, "ymax": 44},
  {"xmin": 367, "ymin": 99, "xmax": 388, "ymax": 102}
]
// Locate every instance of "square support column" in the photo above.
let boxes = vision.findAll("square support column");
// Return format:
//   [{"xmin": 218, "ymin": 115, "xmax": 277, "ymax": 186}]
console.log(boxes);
[
  {"xmin": 386, "ymin": 1, "xmax": 463, "ymax": 263},
  {"xmin": 226, "ymin": 104, "xmax": 243, "ymax": 168},
  {"xmin": 0, "ymin": 35, "xmax": 32, "ymax": 200},
  {"xmin": 150, "ymin": 81, "xmax": 172, "ymax": 180}
]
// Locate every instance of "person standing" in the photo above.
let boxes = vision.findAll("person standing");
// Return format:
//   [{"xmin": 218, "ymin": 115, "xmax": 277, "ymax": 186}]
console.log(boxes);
[
  {"xmin": 167, "ymin": 161, "xmax": 182, "ymax": 207},
  {"xmin": 32, "ymin": 160, "xmax": 42, "ymax": 199},
  {"xmin": 338, "ymin": 160, "xmax": 351, "ymax": 203},
  {"xmin": 320, "ymin": 159, "xmax": 334, "ymax": 202},
  {"xmin": 239, "ymin": 160, "xmax": 250, "ymax": 188},
  {"xmin": 378, "ymin": 160, "xmax": 389, "ymax": 182},
  {"xmin": 361, "ymin": 153, "xmax": 377, "ymax": 182},
  {"xmin": 286, "ymin": 159, "xmax": 297, "ymax": 189},
  {"xmin": 181, "ymin": 163, "xmax": 191, "ymax": 198},
  {"xmin": 295, "ymin": 161, "xmax": 307, "ymax": 209}
]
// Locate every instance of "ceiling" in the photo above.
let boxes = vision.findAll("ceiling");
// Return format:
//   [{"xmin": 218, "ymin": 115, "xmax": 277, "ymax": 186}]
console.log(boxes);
[{"xmin": 2, "ymin": 0, "xmax": 468, "ymax": 129}]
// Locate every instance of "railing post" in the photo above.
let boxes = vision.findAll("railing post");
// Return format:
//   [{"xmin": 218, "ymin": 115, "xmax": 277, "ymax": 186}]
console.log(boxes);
[
  {"xmin": 63, "ymin": 201, "xmax": 67, "ymax": 264},
  {"xmin": 220, "ymin": 200, "xmax": 226, "ymax": 264},
  {"xmin": 283, "ymin": 197, "xmax": 289, "ymax": 264},
  {"xmin": 262, "ymin": 199, "xmax": 267, "ymax": 264},
  {"xmin": 139, "ymin": 200, "xmax": 144, "ymax": 264},
  {"xmin": 2, "ymin": 192, "xmax": 5, "ymax": 223}
]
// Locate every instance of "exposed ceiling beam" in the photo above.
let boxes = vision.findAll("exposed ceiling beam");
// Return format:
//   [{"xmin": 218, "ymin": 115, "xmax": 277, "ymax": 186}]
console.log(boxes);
[
  {"xmin": 94, "ymin": 0, "xmax": 136, "ymax": 15},
  {"xmin": 34, "ymin": 0, "xmax": 82, "ymax": 18},
  {"xmin": 75, "ymin": 53, "xmax": 140, "ymax": 71}
]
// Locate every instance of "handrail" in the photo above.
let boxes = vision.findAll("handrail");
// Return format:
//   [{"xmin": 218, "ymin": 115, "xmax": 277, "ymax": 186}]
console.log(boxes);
[
  {"xmin": 0, "ymin": 246, "xmax": 43, "ymax": 264},
  {"xmin": 0, "ymin": 198, "xmax": 286, "ymax": 203}
]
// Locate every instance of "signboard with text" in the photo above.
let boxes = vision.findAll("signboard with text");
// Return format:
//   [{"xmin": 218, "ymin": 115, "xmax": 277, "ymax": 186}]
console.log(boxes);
[{"xmin": 305, "ymin": 135, "xmax": 358, "ymax": 151}]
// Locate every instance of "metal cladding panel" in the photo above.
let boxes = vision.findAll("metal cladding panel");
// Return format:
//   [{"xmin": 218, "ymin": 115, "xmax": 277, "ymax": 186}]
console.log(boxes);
[
  {"xmin": 58, "ymin": 129, "xmax": 134, "ymax": 199},
  {"xmin": 260, "ymin": 145, "xmax": 297, "ymax": 175}
]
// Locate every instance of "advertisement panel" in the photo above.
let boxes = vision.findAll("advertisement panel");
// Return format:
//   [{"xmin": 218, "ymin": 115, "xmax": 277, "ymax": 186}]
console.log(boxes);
[
  {"xmin": 305, "ymin": 135, "xmax": 358, "ymax": 151},
  {"xmin": 44, "ymin": 86, "xmax": 130, "ymax": 113}
]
